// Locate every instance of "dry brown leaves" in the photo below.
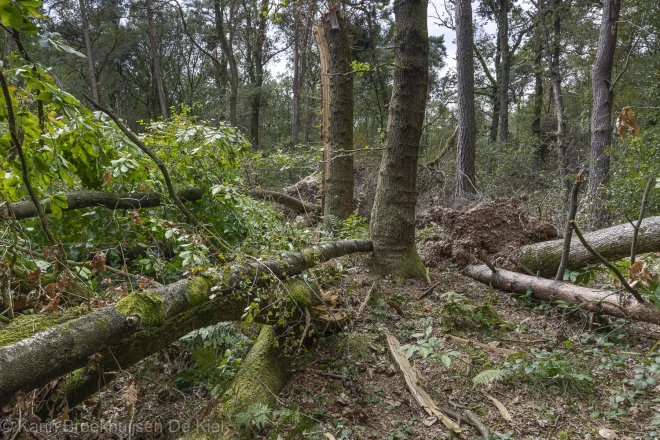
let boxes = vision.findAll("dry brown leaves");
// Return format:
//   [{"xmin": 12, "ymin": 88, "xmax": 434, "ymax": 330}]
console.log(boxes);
[
  {"xmin": 628, "ymin": 261, "xmax": 659, "ymax": 288},
  {"xmin": 91, "ymin": 251, "xmax": 107, "ymax": 271},
  {"xmin": 119, "ymin": 379, "xmax": 138, "ymax": 415},
  {"xmin": 616, "ymin": 106, "xmax": 641, "ymax": 139},
  {"xmin": 311, "ymin": 288, "xmax": 349, "ymax": 323}
]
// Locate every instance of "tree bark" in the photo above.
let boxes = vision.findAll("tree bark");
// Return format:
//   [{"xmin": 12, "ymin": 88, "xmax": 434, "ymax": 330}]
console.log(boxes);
[
  {"xmin": 248, "ymin": 0, "xmax": 269, "ymax": 148},
  {"xmin": 532, "ymin": 37, "xmax": 543, "ymax": 140},
  {"xmin": 489, "ymin": 38, "xmax": 501, "ymax": 142},
  {"xmin": 314, "ymin": 24, "xmax": 331, "ymax": 214},
  {"xmin": 248, "ymin": 189, "xmax": 320, "ymax": 214},
  {"xmin": 146, "ymin": 0, "xmax": 168, "ymax": 119},
  {"xmin": 215, "ymin": 0, "xmax": 239, "ymax": 126},
  {"xmin": 538, "ymin": 0, "xmax": 569, "ymax": 198},
  {"xmin": 589, "ymin": 0, "xmax": 622, "ymax": 228},
  {"xmin": 465, "ymin": 265, "xmax": 660, "ymax": 325},
  {"xmin": 517, "ymin": 216, "xmax": 660, "ymax": 278},
  {"xmin": 192, "ymin": 325, "xmax": 291, "ymax": 439},
  {"xmin": 0, "ymin": 239, "xmax": 372, "ymax": 406},
  {"xmin": 324, "ymin": 4, "xmax": 354, "ymax": 221},
  {"xmin": 5, "ymin": 188, "xmax": 202, "ymax": 220},
  {"xmin": 370, "ymin": 0, "xmax": 428, "ymax": 279},
  {"xmin": 497, "ymin": 0, "xmax": 510, "ymax": 142},
  {"xmin": 455, "ymin": 0, "xmax": 477, "ymax": 199},
  {"xmin": 79, "ymin": 0, "xmax": 99, "ymax": 105}
]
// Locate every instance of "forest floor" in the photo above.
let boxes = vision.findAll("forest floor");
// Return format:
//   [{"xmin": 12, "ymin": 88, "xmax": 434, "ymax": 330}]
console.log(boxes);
[{"xmin": 23, "ymin": 197, "xmax": 660, "ymax": 440}]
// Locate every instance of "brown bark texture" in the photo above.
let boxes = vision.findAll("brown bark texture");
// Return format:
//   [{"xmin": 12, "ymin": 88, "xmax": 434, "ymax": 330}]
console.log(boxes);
[
  {"xmin": 455, "ymin": 0, "xmax": 477, "ymax": 198},
  {"xmin": 588, "ymin": 0, "xmax": 622, "ymax": 227},
  {"xmin": 323, "ymin": 5, "xmax": 355, "ymax": 221}
]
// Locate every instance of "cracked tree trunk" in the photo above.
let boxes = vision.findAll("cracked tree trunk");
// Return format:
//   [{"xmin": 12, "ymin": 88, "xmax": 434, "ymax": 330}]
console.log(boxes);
[{"xmin": 323, "ymin": 3, "xmax": 355, "ymax": 221}]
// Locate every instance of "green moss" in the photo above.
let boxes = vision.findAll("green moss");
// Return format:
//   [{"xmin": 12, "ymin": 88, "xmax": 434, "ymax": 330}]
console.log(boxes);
[
  {"xmin": 187, "ymin": 276, "xmax": 213, "ymax": 308},
  {"xmin": 0, "ymin": 306, "xmax": 89, "ymax": 347},
  {"xmin": 115, "ymin": 290, "xmax": 165, "ymax": 327},
  {"xmin": 301, "ymin": 249, "xmax": 318, "ymax": 267},
  {"xmin": 372, "ymin": 248, "xmax": 427, "ymax": 281},
  {"xmin": 284, "ymin": 280, "xmax": 313, "ymax": 309}
]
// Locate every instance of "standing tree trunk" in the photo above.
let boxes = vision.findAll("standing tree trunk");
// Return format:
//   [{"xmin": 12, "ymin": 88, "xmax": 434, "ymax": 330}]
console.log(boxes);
[
  {"xmin": 314, "ymin": 24, "xmax": 331, "ymax": 214},
  {"xmin": 248, "ymin": 0, "xmax": 269, "ymax": 148},
  {"xmin": 532, "ymin": 39, "xmax": 543, "ymax": 140},
  {"xmin": 497, "ymin": 0, "xmax": 510, "ymax": 142},
  {"xmin": 304, "ymin": 27, "xmax": 313, "ymax": 144},
  {"xmin": 589, "ymin": 0, "xmax": 622, "ymax": 228},
  {"xmin": 292, "ymin": 7, "xmax": 301, "ymax": 145},
  {"xmin": 146, "ymin": 0, "xmax": 167, "ymax": 119},
  {"xmin": 79, "ymin": 0, "xmax": 99, "ymax": 105},
  {"xmin": 455, "ymin": 0, "xmax": 477, "ymax": 198},
  {"xmin": 324, "ymin": 3, "xmax": 354, "ymax": 221},
  {"xmin": 538, "ymin": 0, "xmax": 570, "ymax": 199},
  {"xmin": 370, "ymin": 0, "xmax": 429, "ymax": 279},
  {"xmin": 489, "ymin": 38, "xmax": 501, "ymax": 142},
  {"xmin": 215, "ymin": 0, "xmax": 238, "ymax": 126}
]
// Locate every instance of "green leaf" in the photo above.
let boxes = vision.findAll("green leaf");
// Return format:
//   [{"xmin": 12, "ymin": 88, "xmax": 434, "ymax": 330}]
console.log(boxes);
[{"xmin": 35, "ymin": 91, "xmax": 52, "ymax": 101}]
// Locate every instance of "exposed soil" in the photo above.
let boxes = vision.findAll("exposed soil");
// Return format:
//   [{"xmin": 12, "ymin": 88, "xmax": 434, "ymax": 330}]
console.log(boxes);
[{"xmin": 418, "ymin": 198, "xmax": 558, "ymax": 269}]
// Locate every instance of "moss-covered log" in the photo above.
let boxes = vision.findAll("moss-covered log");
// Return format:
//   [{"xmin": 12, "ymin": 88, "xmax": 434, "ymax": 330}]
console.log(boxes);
[
  {"xmin": 247, "ymin": 189, "xmax": 320, "ymax": 214},
  {"xmin": 186, "ymin": 325, "xmax": 291, "ymax": 440},
  {"xmin": 465, "ymin": 265, "xmax": 660, "ymax": 324},
  {"xmin": 49, "ymin": 280, "xmax": 315, "ymax": 415},
  {"xmin": 518, "ymin": 216, "xmax": 660, "ymax": 278},
  {"xmin": 0, "ymin": 239, "xmax": 372, "ymax": 407},
  {"xmin": 4, "ymin": 187, "xmax": 202, "ymax": 220}
]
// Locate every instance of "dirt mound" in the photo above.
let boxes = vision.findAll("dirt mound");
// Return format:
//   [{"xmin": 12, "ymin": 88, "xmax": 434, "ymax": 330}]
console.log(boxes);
[{"xmin": 418, "ymin": 198, "xmax": 557, "ymax": 268}]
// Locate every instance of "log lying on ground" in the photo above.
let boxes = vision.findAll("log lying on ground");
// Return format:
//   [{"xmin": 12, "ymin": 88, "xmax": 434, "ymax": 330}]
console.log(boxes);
[
  {"xmin": 4, "ymin": 187, "xmax": 202, "ymax": 220},
  {"xmin": 518, "ymin": 216, "xmax": 660, "ymax": 278},
  {"xmin": 248, "ymin": 189, "xmax": 321, "ymax": 214},
  {"xmin": 187, "ymin": 325, "xmax": 291, "ymax": 440},
  {"xmin": 0, "ymin": 239, "xmax": 372, "ymax": 407},
  {"xmin": 465, "ymin": 265, "xmax": 660, "ymax": 325}
]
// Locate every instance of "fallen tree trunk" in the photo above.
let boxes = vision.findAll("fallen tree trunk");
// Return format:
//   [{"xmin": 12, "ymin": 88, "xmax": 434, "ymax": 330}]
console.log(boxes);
[
  {"xmin": 248, "ymin": 189, "xmax": 321, "ymax": 214},
  {"xmin": 4, "ymin": 188, "xmax": 202, "ymax": 220},
  {"xmin": 48, "ymin": 281, "xmax": 313, "ymax": 415},
  {"xmin": 464, "ymin": 265, "xmax": 660, "ymax": 325},
  {"xmin": 187, "ymin": 325, "xmax": 291, "ymax": 440},
  {"xmin": 0, "ymin": 239, "xmax": 372, "ymax": 407},
  {"xmin": 518, "ymin": 216, "xmax": 660, "ymax": 278}
]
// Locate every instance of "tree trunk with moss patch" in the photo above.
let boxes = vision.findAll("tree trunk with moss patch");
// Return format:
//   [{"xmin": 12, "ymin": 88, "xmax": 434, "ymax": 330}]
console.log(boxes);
[
  {"xmin": 517, "ymin": 217, "xmax": 660, "ymax": 278},
  {"xmin": 0, "ymin": 240, "xmax": 372, "ymax": 407},
  {"xmin": 323, "ymin": 3, "xmax": 354, "ymax": 221},
  {"xmin": 369, "ymin": 0, "xmax": 429, "ymax": 279},
  {"xmin": 187, "ymin": 325, "xmax": 291, "ymax": 440}
]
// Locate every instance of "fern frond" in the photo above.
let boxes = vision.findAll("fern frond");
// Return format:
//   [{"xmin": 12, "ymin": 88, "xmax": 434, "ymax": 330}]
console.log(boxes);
[{"xmin": 473, "ymin": 369, "xmax": 505, "ymax": 386}]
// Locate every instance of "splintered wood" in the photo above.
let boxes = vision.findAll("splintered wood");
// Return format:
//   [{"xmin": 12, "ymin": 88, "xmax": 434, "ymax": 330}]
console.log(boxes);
[{"xmin": 384, "ymin": 329, "xmax": 462, "ymax": 432}]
